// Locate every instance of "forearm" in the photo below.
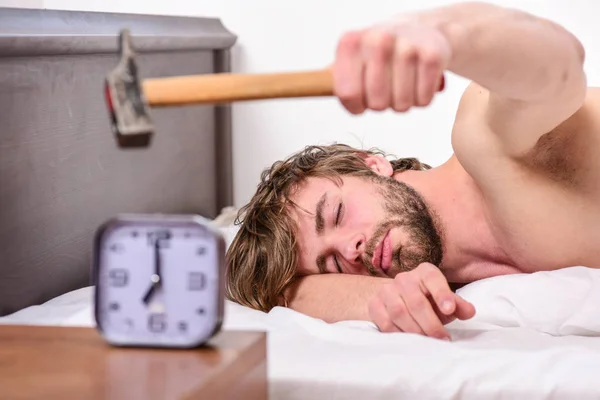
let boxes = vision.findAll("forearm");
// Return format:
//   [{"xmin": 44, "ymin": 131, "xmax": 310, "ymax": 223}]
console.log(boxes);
[
  {"xmin": 416, "ymin": 2, "xmax": 585, "ymax": 101},
  {"xmin": 283, "ymin": 274, "xmax": 390, "ymax": 323}
]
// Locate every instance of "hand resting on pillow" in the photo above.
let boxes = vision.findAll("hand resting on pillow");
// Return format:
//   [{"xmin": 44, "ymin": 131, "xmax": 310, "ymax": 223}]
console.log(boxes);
[
  {"xmin": 368, "ymin": 263, "xmax": 475, "ymax": 340},
  {"xmin": 285, "ymin": 263, "xmax": 475, "ymax": 340}
]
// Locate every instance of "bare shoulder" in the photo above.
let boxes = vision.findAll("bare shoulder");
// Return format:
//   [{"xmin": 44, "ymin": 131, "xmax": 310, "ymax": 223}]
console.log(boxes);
[
  {"xmin": 449, "ymin": 85, "xmax": 600, "ymax": 269},
  {"xmin": 451, "ymin": 83, "xmax": 600, "ymax": 195}
]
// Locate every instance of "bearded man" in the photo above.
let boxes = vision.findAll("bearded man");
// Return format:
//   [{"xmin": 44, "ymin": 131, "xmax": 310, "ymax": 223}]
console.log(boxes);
[{"xmin": 226, "ymin": 2, "xmax": 597, "ymax": 341}]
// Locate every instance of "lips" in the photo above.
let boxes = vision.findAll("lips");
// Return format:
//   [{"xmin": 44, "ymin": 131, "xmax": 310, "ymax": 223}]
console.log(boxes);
[{"xmin": 371, "ymin": 230, "xmax": 392, "ymax": 274}]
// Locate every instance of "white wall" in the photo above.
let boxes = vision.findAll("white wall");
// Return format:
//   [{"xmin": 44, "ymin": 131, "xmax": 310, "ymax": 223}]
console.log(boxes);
[
  {"xmin": 2, "ymin": 0, "xmax": 598, "ymax": 207},
  {"xmin": 0, "ymin": 0, "xmax": 41, "ymax": 8}
]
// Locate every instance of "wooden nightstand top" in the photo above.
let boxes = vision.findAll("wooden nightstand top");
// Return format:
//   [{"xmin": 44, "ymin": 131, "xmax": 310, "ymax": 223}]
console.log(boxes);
[{"xmin": 0, "ymin": 325, "xmax": 267, "ymax": 400}]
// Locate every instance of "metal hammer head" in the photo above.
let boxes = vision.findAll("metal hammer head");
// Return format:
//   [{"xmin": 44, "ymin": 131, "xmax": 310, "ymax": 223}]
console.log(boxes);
[{"xmin": 105, "ymin": 29, "xmax": 154, "ymax": 148}]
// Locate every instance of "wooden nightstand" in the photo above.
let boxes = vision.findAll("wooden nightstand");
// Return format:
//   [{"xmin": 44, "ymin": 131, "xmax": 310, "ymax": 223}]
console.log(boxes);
[{"xmin": 0, "ymin": 325, "xmax": 267, "ymax": 399}]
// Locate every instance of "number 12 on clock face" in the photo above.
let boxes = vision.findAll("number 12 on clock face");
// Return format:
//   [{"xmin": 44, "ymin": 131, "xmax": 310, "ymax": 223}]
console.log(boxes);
[{"xmin": 92, "ymin": 214, "xmax": 226, "ymax": 348}]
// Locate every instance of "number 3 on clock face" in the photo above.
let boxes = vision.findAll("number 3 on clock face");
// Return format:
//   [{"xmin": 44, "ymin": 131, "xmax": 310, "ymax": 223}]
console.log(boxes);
[{"xmin": 92, "ymin": 214, "xmax": 226, "ymax": 348}]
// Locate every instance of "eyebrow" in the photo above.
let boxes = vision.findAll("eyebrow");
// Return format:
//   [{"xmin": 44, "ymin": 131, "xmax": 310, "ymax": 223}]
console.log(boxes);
[{"xmin": 315, "ymin": 192, "xmax": 327, "ymax": 236}]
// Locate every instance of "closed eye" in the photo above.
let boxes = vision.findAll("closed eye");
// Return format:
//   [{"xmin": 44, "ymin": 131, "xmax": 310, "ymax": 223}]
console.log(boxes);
[
  {"xmin": 333, "ymin": 254, "xmax": 342, "ymax": 273},
  {"xmin": 335, "ymin": 202, "xmax": 343, "ymax": 226},
  {"xmin": 332, "ymin": 201, "xmax": 343, "ymax": 273}
]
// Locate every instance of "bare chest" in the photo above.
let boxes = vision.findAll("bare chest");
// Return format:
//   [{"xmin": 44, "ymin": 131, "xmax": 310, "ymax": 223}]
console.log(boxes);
[
  {"xmin": 448, "ymin": 87, "xmax": 600, "ymax": 281},
  {"xmin": 445, "ymin": 189, "xmax": 600, "ymax": 284},
  {"xmin": 483, "ymin": 126, "xmax": 600, "ymax": 272}
]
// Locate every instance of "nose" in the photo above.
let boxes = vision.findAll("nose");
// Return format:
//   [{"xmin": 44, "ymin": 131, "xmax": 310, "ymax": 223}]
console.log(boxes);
[{"xmin": 340, "ymin": 233, "xmax": 366, "ymax": 268}]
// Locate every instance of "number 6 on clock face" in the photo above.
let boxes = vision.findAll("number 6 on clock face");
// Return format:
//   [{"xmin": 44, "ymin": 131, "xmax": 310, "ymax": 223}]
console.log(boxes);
[{"xmin": 92, "ymin": 214, "xmax": 226, "ymax": 348}]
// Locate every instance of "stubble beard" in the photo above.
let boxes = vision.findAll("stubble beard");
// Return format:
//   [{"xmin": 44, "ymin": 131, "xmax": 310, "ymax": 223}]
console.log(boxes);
[{"xmin": 361, "ymin": 174, "xmax": 444, "ymax": 277}]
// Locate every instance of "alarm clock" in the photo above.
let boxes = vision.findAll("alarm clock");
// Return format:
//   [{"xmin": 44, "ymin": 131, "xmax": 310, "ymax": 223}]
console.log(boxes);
[{"xmin": 92, "ymin": 213, "xmax": 226, "ymax": 348}]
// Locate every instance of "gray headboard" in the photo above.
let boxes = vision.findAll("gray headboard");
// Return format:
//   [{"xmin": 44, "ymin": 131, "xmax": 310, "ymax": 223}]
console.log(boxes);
[{"xmin": 0, "ymin": 7, "xmax": 237, "ymax": 316}]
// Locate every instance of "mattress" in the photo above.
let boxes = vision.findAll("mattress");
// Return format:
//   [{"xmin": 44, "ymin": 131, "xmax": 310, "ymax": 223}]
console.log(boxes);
[{"xmin": 2, "ymin": 217, "xmax": 600, "ymax": 399}]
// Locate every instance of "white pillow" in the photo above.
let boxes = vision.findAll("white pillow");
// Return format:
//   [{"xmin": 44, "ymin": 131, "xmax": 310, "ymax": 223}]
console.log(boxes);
[{"xmin": 449, "ymin": 266, "xmax": 600, "ymax": 336}]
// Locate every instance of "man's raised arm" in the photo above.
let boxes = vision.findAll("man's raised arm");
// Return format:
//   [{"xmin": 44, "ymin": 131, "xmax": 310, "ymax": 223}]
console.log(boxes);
[
  {"xmin": 333, "ymin": 1, "xmax": 586, "ymax": 158},
  {"xmin": 411, "ymin": 2, "xmax": 586, "ymax": 158}
]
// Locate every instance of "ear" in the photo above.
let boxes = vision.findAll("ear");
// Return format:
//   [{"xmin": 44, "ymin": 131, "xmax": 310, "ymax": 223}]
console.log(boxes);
[{"xmin": 363, "ymin": 155, "xmax": 394, "ymax": 177}]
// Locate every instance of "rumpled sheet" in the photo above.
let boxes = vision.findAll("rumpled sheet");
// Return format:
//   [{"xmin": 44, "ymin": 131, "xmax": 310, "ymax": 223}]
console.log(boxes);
[
  {"xmin": 261, "ymin": 266, "xmax": 600, "ymax": 400},
  {"xmin": 2, "ymin": 266, "xmax": 600, "ymax": 399}
]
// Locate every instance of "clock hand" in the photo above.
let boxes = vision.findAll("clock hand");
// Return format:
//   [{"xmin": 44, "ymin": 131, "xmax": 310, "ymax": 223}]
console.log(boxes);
[
  {"xmin": 152, "ymin": 238, "xmax": 162, "ymax": 285},
  {"xmin": 142, "ymin": 283, "xmax": 155, "ymax": 304},
  {"xmin": 142, "ymin": 239, "xmax": 162, "ymax": 305}
]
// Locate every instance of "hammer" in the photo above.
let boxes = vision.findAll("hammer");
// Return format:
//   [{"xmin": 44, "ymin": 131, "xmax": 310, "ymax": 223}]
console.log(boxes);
[
  {"xmin": 105, "ymin": 29, "xmax": 334, "ymax": 148},
  {"xmin": 105, "ymin": 29, "xmax": 445, "ymax": 148}
]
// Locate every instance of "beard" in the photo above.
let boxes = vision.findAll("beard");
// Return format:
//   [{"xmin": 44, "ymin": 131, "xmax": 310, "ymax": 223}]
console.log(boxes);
[{"xmin": 360, "ymin": 174, "xmax": 444, "ymax": 277}]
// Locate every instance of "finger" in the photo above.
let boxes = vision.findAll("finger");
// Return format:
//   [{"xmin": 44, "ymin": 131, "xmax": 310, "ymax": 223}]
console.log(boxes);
[
  {"xmin": 437, "ymin": 74, "xmax": 446, "ymax": 92},
  {"xmin": 431, "ymin": 295, "xmax": 475, "ymax": 324},
  {"xmin": 416, "ymin": 263, "xmax": 456, "ymax": 316},
  {"xmin": 383, "ymin": 283, "xmax": 424, "ymax": 335},
  {"xmin": 334, "ymin": 30, "xmax": 366, "ymax": 114},
  {"xmin": 391, "ymin": 40, "xmax": 417, "ymax": 112},
  {"xmin": 368, "ymin": 295, "xmax": 401, "ymax": 333},
  {"xmin": 434, "ymin": 307, "xmax": 458, "ymax": 326},
  {"xmin": 453, "ymin": 294, "xmax": 476, "ymax": 320},
  {"xmin": 363, "ymin": 30, "xmax": 394, "ymax": 111},
  {"xmin": 398, "ymin": 275, "xmax": 450, "ymax": 340},
  {"xmin": 416, "ymin": 47, "xmax": 444, "ymax": 106}
]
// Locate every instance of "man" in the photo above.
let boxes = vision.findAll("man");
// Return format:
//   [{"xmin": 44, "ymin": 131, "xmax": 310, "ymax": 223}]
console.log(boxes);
[{"xmin": 226, "ymin": 2, "xmax": 597, "ymax": 341}]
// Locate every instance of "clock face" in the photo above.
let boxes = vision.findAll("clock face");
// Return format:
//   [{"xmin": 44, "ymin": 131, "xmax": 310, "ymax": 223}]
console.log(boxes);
[{"xmin": 93, "ymin": 215, "xmax": 225, "ymax": 348}]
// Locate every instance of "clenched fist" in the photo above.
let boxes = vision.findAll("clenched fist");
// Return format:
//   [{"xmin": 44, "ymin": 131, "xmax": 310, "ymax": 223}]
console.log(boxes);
[
  {"xmin": 333, "ymin": 20, "xmax": 451, "ymax": 114},
  {"xmin": 367, "ymin": 263, "xmax": 475, "ymax": 340}
]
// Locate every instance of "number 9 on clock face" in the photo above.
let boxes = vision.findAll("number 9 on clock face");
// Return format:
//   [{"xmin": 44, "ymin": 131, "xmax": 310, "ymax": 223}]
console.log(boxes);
[{"xmin": 92, "ymin": 214, "xmax": 226, "ymax": 348}]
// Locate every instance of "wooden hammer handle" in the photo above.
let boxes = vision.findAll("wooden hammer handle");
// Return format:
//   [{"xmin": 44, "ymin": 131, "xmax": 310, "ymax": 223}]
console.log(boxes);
[{"xmin": 142, "ymin": 69, "xmax": 334, "ymax": 106}]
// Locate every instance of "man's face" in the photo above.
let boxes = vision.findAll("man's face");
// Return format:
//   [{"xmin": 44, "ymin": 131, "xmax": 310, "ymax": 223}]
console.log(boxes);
[{"xmin": 291, "ymin": 172, "xmax": 443, "ymax": 278}]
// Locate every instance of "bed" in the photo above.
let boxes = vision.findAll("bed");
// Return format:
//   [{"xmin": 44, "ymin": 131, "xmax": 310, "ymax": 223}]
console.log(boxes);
[
  {"xmin": 2, "ymin": 7, "xmax": 600, "ymax": 400},
  {"xmin": 3, "ymin": 220, "xmax": 600, "ymax": 399}
]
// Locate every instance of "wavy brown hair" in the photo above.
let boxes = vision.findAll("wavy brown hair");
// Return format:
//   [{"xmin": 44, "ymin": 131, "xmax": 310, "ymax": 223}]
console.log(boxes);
[{"xmin": 225, "ymin": 143, "xmax": 431, "ymax": 312}]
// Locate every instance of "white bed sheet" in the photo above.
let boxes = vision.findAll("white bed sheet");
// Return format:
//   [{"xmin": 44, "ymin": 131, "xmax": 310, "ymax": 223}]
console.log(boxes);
[{"xmin": 2, "ymin": 266, "xmax": 600, "ymax": 399}]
